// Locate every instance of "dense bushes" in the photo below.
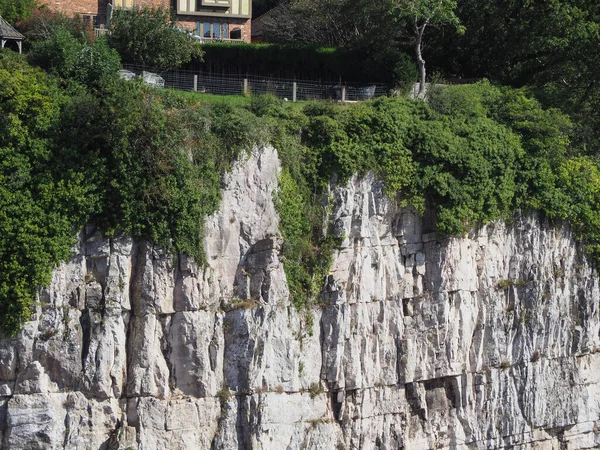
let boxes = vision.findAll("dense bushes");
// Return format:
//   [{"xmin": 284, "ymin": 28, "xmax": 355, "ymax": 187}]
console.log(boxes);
[
  {"xmin": 269, "ymin": 82, "xmax": 599, "ymax": 305},
  {"xmin": 108, "ymin": 7, "xmax": 203, "ymax": 69},
  {"xmin": 29, "ymin": 30, "xmax": 120, "ymax": 88},
  {"xmin": 0, "ymin": 51, "xmax": 255, "ymax": 335},
  {"xmin": 0, "ymin": 0, "xmax": 36, "ymax": 23},
  {"xmin": 3, "ymin": 48, "xmax": 600, "ymax": 334},
  {"xmin": 0, "ymin": 53, "xmax": 95, "ymax": 335}
]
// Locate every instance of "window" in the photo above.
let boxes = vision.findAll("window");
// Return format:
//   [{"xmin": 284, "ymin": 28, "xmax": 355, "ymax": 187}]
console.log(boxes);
[
  {"xmin": 203, "ymin": 22, "xmax": 211, "ymax": 38},
  {"xmin": 200, "ymin": 23, "xmax": 229, "ymax": 40},
  {"xmin": 81, "ymin": 14, "xmax": 96, "ymax": 25},
  {"xmin": 113, "ymin": 0, "xmax": 135, "ymax": 8}
]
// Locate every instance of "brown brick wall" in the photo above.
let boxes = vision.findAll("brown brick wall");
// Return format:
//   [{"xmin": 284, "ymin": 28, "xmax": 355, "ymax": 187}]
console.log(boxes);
[
  {"xmin": 178, "ymin": 16, "xmax": 251, "ymax": 42},
  {"xmin": 38, "ymin": 0, "xmax": 168, "ymax": 23},
  {"xmin": 38, "ymin": 0, "xmax": 109, "ymax": 18}
]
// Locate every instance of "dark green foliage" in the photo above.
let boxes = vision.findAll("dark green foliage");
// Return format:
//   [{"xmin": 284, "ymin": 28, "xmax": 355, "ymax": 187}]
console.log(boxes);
[
  {"xmin": 29, "ymin": 29, "xmax": 120, "ymax": 89},
  {"xmin": 108, "ymin": 7, "xmax": 203, "ymax": 69},
  {"xmin": 556, "ymin": 158, "xmax": 600, "ymax": 260},
  {"xmin": 4, "ymin": 49, "xmax": 600, "ymax": 335},
  {"xmin": 16, "ymin": 9, "xmax": 95, "ymax": 44},
  {"xmin": 258, "ymin": 0, "xmax": 395, "ymax": 51},
  {"xmin": 0, "ymin": 0, "xmax": 36, "ymax": 23},
  {"xmin": 194, "ymin": 42, "xmax": 413, "ymax": 84},
  {"xmin": 426, "ymin": 0, "xmax": 600, "ymax": 152},
  {"xmin": 0, "ymin": 52, "xmax": 96, "ymax": 335},
  {"xmin": 392, "ymin": 53, "xmax": 419, "ymax": 93},
  {"xmin": 28, "ymin": 28, "xmax": 83, "ymax": 75},
  {"xmin": 0, "ymin": 54, "xmax": 250, "ymax": 334}
]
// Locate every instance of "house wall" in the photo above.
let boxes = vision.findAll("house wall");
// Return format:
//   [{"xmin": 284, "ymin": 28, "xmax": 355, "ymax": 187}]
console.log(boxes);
[
  {"xmin": 38, "ymin": 0, "xmax": 110, "ymax": 21},
  {"xmin": 36, "ymin": 0, "xmax": 251, "ymax": 42},
  {"xmin": 37, "ymin": 0, "xmax": 166, "ymax": 23},
  {"xmin": 176, "ymin": 0, "xmax": 250, "ymax": 18}
]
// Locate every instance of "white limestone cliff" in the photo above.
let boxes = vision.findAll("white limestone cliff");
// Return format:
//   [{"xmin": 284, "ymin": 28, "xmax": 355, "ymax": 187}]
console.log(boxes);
[{"xmin": 1, "ymin": 146, "xmax": 600, "ymax": 449}]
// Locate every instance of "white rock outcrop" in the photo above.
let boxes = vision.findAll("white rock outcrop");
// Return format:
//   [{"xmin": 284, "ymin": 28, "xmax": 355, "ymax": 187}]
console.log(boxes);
[{"xmin": 1, "ymin": 146, "xmax": 600, "ymax": 449}]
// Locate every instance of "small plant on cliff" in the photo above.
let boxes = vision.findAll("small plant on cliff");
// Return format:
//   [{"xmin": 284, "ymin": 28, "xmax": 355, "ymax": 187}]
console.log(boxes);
[
  {"xmin": 497, "ymin": 279, "xmax": 514, "ymax": 290},
  {"xmin": 309, "ymin": 382, "xmax": 324, "ymax": 399},
  {"xmin": 217, "ymin": 386, "xmax": 232, "ymax": 418},
  {"xmin": 274, "ymin": 168, "xmax": 339, "ymax": 308},
  {"xmin": 500, "ymin": 360, "xmax": 512, "ymax": 369}
]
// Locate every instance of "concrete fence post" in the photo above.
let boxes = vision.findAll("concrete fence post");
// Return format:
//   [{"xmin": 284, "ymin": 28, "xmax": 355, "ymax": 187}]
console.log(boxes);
[
  {"xmin": 193, "ymin": 75, "xmax": 198, "ymax": 92},
  {"xmin": 243, "ymin": 78, "xmax": 249, "ymax": 96},
  {"xmin": 292, "ymin": 82, "xmax": 297, "ymax": 102},
  {"xmin": 341, "ymin": 86, "xmax": 346, "ymax": 102}
]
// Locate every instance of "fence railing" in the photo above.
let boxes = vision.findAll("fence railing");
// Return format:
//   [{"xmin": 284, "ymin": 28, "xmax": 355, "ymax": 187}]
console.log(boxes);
[{"xmin": 121, "ymin": 64, "xmax": 391, "ymax": 102}]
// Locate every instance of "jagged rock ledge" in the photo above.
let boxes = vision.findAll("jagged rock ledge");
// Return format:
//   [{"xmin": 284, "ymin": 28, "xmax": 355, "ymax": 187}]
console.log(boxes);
[{"xmin": 1, "ymin": 146, "xmax": 599, "ymax": 449}]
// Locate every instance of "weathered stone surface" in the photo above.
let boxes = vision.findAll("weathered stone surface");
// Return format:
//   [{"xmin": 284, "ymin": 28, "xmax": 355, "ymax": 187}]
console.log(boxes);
[
  {"xmin": 0, "ymin": 341, "xmax": 17, "ymax": 381},
  {"xmin": 4, "ymin": 393, "xmax": 62, "ymax": 449},
  {"xmin": 167, "ymin": 310, "xmax": 223, "ymax": 397},
  {"xmin": 0, "ymin": 398, "xmax": 6, "ymax": 446},
  {"xmin": 2, "ymin": 148, "xmax": 600, "ymax": 449}
]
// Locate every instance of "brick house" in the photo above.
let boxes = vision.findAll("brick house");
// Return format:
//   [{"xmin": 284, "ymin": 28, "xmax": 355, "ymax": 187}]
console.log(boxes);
[{"xmin": 37, "ymin": 0, "xmax": 252, "ymax": 42}]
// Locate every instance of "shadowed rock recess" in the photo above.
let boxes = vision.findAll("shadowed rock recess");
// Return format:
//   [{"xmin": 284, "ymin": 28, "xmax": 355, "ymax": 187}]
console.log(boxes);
[{"xmin": 2, "ymin": 146, "xmax": 600, "ymax": 450}]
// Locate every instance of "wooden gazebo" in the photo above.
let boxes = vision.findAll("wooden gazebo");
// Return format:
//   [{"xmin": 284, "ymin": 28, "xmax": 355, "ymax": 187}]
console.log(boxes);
[{"xmin": 0, "ymin": 16, "xmax": 24, "ymax": 54}]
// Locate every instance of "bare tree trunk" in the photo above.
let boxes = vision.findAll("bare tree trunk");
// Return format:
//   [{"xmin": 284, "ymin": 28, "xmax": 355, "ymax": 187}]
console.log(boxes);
[{"xmin": 415, "ymin": 23, "xmax": 427, "ymax": 97}]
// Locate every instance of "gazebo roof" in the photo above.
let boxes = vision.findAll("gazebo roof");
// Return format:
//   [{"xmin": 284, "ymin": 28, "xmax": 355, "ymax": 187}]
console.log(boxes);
[{"xmin": 0, "ymin": 16, "xmax": 24, "ymax": 40}]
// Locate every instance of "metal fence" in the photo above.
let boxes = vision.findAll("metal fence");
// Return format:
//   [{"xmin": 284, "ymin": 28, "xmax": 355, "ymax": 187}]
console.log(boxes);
[{"xmin": 121, "ymin": 64, "xmax": 391, "ymax": 102}]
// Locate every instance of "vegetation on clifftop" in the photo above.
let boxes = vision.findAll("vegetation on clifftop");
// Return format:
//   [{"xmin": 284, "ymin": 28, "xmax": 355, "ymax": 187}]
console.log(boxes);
[{"xmin": 2, "ymin": 43, "xmax": 600, "ymax": 333}]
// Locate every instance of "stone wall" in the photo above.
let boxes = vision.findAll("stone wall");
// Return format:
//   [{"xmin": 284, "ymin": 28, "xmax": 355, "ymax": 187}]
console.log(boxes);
[{"xmin": 1, "ymin": 146, "xmax": 600, "ymax": 449}]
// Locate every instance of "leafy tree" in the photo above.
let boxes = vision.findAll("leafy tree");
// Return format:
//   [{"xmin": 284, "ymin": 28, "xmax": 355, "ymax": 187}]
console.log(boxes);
[
  {"xmin": 108, "ymin": 6, "xmax": 203, "ymax": 69},
  {"xmin": 426, "ymin": 0, "xmax": 600, "ymax": 150},
  {"xmin": 16, "ymin": 9, "xmax": 94, "ymax": 43},
  {"xmin": 253, "ymin": 0, "xmax": 280, "ymax": 18},
  {"xmin": 29, "ymin": 28, "xmax": 120, "ymax": 89},
  {"xmin": 394, "ymin": 0, "xmax": 464, "ymax": 96},
  {"xmin": 0, "ymin": 0, "xmax": 36, "ymax": 24},
  {"xmin": 260, "ymin": 0, "xmax": 394, "ymax": 49},
  {"xmin": 257, "ymin": 0, "xmax": 417, "ymax": 84}
]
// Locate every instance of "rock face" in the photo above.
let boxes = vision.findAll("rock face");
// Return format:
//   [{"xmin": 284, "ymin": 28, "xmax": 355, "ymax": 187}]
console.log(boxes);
[{"xmin": 2, "ymin": 146, "xmax": 600, "ymax": 450}]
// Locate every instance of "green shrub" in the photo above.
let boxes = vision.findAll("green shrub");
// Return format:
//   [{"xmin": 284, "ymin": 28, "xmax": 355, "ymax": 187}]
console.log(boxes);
[
  {"xmin": 392, "ymin": 53, "xmax": 418, "ymax": 93},
  {"xmin": 108, "ymin": 6, "xmax": 203, "ymax": 69},
  {"xmin": 0, "ymin": 0, "xmax": 36, "ymax": 23},
  {"xmin": 29, "ymin": 28, "xmax": 120, "ymax": 89},
  {"xmin": 0, "ymin": 52, "xmax": 95, "ymax": 335}
]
